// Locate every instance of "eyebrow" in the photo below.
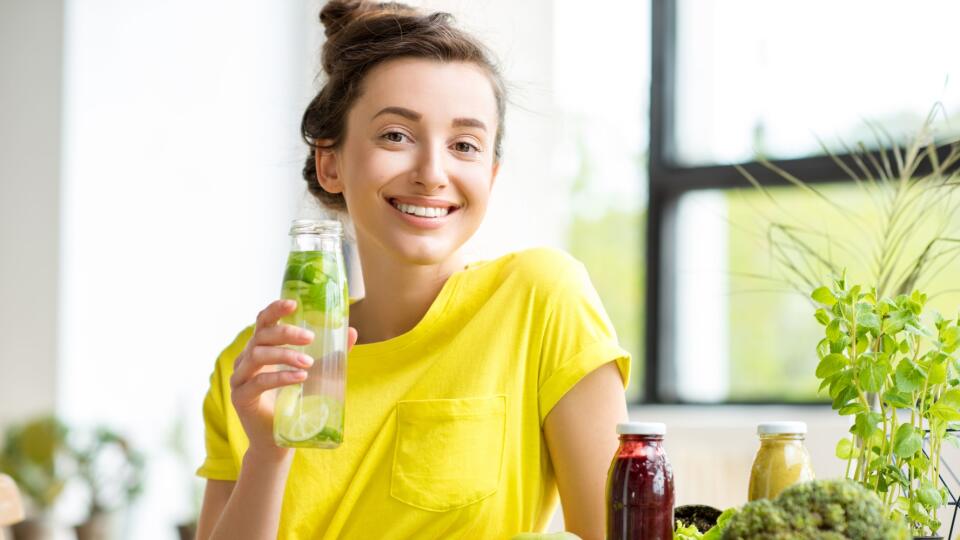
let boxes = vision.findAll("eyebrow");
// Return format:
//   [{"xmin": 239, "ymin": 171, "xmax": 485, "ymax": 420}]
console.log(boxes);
[{"xmin": 372, "ymin": 106, "xmax": 487, "ymax": 132}]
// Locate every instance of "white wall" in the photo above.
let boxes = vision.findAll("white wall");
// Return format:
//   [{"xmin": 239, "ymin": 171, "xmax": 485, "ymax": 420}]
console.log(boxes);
[
  {"xmin": 0, "ymin": 0, "xmax": 63, "ymax": 427},
  {"xmin": 58, "ymin": 0, "xmax": 311, "ymax": 535}
]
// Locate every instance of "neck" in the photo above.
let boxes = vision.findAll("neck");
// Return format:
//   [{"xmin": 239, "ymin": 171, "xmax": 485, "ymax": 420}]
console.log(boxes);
[{"xmin": 349, "ymin": 238, "xmax": 465, "ymax": 344}]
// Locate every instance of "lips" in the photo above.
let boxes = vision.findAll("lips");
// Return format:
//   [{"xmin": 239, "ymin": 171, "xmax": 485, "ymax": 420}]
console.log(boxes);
[
  {"xmin": 385, "ymin": 196, "xmax": 462, "ymax": 230},
  {"xmin": 387, "ymin": 197, "xmax": 462, "ymax": 219}
]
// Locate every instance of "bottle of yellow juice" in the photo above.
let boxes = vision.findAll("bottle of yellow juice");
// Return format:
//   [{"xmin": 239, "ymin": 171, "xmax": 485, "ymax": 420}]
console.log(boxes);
[{"xmin": 748, "ymin": 421, "xmax": 815, "ymax": 501}]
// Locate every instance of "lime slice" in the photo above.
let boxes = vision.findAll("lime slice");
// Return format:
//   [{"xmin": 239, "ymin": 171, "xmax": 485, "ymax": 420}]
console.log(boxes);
[{"xmin": 275, "ymin": 392, "xmax": 330, "ymax": 442}]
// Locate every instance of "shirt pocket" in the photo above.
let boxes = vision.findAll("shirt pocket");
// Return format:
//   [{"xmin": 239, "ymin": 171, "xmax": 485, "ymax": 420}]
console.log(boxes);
[{"xmin": 391, "ymin": 395, "xmax": 506, "ymax": 512}]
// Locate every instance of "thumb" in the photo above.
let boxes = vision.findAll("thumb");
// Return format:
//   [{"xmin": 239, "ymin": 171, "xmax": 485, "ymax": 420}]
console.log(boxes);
[{"xmin": 346, "ymin": 327, "xmax": 358, "ymax": 352}]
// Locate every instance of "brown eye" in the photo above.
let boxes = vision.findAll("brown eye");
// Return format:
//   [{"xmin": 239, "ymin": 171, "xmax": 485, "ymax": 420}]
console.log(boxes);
[
  {"xmin": 383, "ymin": 131, "xmax": 407, "ymax": 143},
  {"xmin": 453, "ymin": 141, "xmax": 479, "ymax": 154}
]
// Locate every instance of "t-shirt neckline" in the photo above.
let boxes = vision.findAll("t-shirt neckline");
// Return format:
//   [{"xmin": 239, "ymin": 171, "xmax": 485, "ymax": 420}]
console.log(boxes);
[{"xmin": 348, "ymin": 263, "xmax": 476, "ymax": 358}]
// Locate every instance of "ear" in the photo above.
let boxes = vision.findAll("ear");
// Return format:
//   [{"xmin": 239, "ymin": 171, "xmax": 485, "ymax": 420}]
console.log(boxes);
[
  {"xmin": 489, "ymin": 161, "xmax": 501, "ymax": 189},
  {"xmin": 315, "ymin": 144, "xmax": 344, "ymax": 194}
]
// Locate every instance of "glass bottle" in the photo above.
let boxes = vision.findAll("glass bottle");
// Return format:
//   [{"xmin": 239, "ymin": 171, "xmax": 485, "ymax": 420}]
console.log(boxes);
[
  {"xmin": 748, "ymin": 421, "xmax": 815, "ymax": 500},
  {"xmin": 606, "ymin": 422, "xmax": 675, "ymax": 540},
  {"xmin": 273, "ymin": 219, "xmax": 349, "ymax": 449}
]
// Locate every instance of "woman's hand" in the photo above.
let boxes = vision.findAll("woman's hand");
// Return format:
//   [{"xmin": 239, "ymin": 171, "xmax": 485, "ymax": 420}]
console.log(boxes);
[{"xmin": 229, "ymin": 299, "xmax": 357, "ymax": 461}]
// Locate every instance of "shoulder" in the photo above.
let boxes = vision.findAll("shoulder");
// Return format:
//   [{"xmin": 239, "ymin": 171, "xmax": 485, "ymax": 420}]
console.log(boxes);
[
  {"xmin": 463, "ymin": 248, "xmax": 595, "ymax": 317},
  {"xmin": 490, "ymin": 247, "xmax": 586, "ymax": 289}
]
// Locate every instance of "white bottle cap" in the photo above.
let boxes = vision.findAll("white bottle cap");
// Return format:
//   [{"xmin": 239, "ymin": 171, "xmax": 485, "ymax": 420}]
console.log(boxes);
[
  {"xmin": 617, "ymin": 422, "xmax": 666, "ymax": 435},
  {"xmin": 757, "ymin": 421, "xmax": 807, "ymax": 435}
]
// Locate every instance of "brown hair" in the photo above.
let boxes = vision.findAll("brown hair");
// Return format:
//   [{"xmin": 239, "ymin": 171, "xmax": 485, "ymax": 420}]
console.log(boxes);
[{"xmin": 300, "ymin": 0, "xmax": 507, "ymax": 210}]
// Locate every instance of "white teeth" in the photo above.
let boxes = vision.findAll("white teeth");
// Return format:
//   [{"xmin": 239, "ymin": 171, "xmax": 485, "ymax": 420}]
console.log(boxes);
[{"xmin": 392, "ymin": 201, "xmax": 450, "ymax": 218}]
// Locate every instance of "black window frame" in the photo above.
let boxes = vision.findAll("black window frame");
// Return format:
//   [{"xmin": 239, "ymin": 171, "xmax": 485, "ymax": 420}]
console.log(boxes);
[{"xmin": 643, "ymin": 0, "xmax": 955, "ymax": 404}]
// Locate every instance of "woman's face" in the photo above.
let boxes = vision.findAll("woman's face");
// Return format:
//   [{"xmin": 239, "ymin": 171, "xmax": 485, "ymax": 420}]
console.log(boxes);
[{"xmin": 319, "ymin": 58, "xmax": 500, "ymax": 267}]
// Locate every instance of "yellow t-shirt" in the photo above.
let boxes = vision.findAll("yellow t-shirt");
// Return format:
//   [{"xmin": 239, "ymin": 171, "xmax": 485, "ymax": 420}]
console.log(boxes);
[{"xmin": 197, "ymin": 247, "xmax": 630, "ymax": 539}]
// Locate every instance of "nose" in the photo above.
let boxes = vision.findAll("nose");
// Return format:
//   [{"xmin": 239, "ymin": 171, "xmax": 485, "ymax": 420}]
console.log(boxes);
[{"xmin": 412, "ymin": 143, "xmax": 448, "ymax": 192}]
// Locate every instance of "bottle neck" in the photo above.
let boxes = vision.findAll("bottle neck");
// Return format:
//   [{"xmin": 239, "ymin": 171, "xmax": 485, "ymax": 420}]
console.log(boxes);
[
  {"xmin": 616, "ymin": 434, "xmax": 665, "ymax": 457},
  {"xmin": 619, "ymin": 434, "xmax": 664, "ymax": 442},
  {"xmin": 290, "ymin": 234, "xmax": 341, "ymax": 253},
  {"xmin": 288, "ymin": 219, "xmax": 343, "ymax": 252},
  {"xmin": 759, "ymin": 433, "xmax": 805, "ymax": 444}
]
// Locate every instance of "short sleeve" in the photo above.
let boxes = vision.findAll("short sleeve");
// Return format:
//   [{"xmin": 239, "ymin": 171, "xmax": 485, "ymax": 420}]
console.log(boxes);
[
  {"xmin": 536, "ymin": 254, "xmax": 631, "ymax": 424},
  {"xmin": 196, "ymin": 326, "xmax": 253, "ymax": 481}
]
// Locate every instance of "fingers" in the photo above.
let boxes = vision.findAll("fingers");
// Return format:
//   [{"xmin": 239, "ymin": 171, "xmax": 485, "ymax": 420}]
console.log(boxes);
[
  {"xmin": 232, "ymin": 346, "xmax": 313, "ymax": 385},
  {"xmin": 347, "ymin": 327, "xmax": 358, "ymax": 352},
  {"xmin": 253, "ymin": 324, "xmax": 315, "ymax": 347},
  {"xmin": 254, "ymin": 299, "xmax": 298, "ymax": 332},
  {"xmin": 232, "ymin": 370, "xmax": 307, "ymax": 406}
]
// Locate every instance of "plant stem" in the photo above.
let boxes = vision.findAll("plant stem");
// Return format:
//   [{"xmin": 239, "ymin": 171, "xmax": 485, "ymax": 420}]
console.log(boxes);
[
  {"xmin": 885, "ymin": 404, "xmax": 900, "ymax": 516},
  {"xmin": 848, "ymin": 308, "xmax": 870, "ymax": 484}
]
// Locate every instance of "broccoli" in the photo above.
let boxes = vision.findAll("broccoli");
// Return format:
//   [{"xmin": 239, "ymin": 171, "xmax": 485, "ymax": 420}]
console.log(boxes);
[{"xmin": 721, "ymin": 479, "xmax": 910, "ymax": 540}]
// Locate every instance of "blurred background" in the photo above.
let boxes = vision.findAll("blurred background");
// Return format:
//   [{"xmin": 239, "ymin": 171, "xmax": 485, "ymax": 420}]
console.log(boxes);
[{"xmin": 2, "ymin": 0, "xmax": 959, "ymax": 537}]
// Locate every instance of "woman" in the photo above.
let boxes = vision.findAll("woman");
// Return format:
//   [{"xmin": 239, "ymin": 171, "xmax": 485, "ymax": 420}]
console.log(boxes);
[{"xmin": 196, "ymin": 2, "xmax": 630, "ymax": 538}]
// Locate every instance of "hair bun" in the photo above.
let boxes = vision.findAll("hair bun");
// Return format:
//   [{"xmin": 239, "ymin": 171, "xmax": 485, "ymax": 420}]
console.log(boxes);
[
  {"xmin": 319, "ymin": 0, "xmax": 370, "ymax": 38},
  {"xmin": 320, "ymin": 1, "xmax": 421, "ymax": 39}
]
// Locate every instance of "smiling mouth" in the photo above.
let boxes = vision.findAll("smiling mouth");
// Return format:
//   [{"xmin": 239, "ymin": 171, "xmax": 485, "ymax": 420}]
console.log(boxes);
[{"xmin": 388, "ymin": 199, "xmax": 461, "ymax": 219}]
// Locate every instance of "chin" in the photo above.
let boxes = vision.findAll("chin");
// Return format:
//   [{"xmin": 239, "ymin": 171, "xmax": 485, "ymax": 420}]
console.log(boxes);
[{"xmin": 390, "ymin": 236, "xmax": 460, "ymax": 267}]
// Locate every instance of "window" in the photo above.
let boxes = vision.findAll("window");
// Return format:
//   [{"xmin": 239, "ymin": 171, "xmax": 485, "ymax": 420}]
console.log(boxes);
[
  {"xmin": 647, "ymin": 0, "xmax": 960, "ymax": 403},
  {"xmin": 672, "ymin": 0, "xmax": 960, "ymax": 166}
]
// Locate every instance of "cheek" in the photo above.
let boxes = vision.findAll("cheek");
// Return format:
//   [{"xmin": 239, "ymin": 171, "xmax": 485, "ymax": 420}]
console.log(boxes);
[{"xmin": 342, "ymin": 149, "xmax": 402, "ymax": 195}]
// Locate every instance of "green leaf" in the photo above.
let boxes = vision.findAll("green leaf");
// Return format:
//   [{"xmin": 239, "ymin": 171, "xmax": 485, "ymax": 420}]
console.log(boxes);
[
  {"xmin": 929, "ymin": 403, "xmax": 960, "ymax": 423},
  {"xmin": 895, "ymin": 360, "xmax": 926, "ymax": 392},
  {"xmin": 702, "ymin": 508, "xmax": 737, "ymax": 540},
  {"xmin": 908, "ymin": 501, "xmax": 928, "ymax": 525},
  {"xmin": 838, "ymin": 403, "xmax": 866, "ymax": 416},
  {"xmin": 816, "ymin": 338, "xmax": 830, "ymax": 359},
  {"xmin": 881, "ymin": 390, "xmax": 913, "ymax": 409},
  {"xmin": 852, "ymin": 411, "xmax": 883, "ymax": 439},
  {"xmin": 858, "ymin": 356, "xmax": 889, "ymax": 393},
  {"xmin": 939, "ymin": 388, "xmax": 960, "ymax": 408},
  {"xmin": 829, "ymin": 370, "xmax": 854, "ymax": 399},
  {"xmin": 941, "ymin": 325, "xmax": 960, "ymax": 352},
  {"xmin": 928, "ymin": 361, "xmax": 947, "ymax": 385},
  {"xmin": 893, "ymin": 424, "xmax": 922, "ymax": 458},
  {"xmin": 832, "ymin": 386, "xmax": 858, "ymax": 411},
  {"xmin": 826, "ymin": 319, "xmax": 843, "ymax": 342},
  {"xmin": 883, "ymin": 464, "xmax": 909, "ymax": 489},
  {"xmin": 881, "ymin": 334, "xmax": 896, "ymax": 355},
  {"xmin": 918, "ymin": 485, "xmax": 943, "ymax": 508},
  {"xmin": 848, "ymin": 285, "xmax": 862, "ymax": 301},
  {"xmin": 910, "ymin": 289, "xmax": 926, "ymax": 305},
  {"xmin": 857, "ymin": 311, "xmax": 881, "ymax": 334},
  {"xmin": 835, "ymin": 438, "xmax": 854, "ymax": 459},
  {"xmin": 898, "ymin": 339, "xmax": 910, "ymax": 354},
  {"xmin": 816, "ymin": 353, "xmax": 847, "ymax": 379},
  {"xmin": 812, "ymin": 286, "xmax": 837, "ymax": 306},
  {"xmin": 909, "ymin": 454, "xmax": 931, "ymax": 474},
  {"xmin": 829, "ymin": 335, "xmax": 850, "ymax": 353},
  {"xmin": 814, "ymin": 308, "xmax": 831, "ymax": 326},
  {"xmin": 884, "ymin": 310, "xmax": 912, "ymax": 335},
  {"xmin": 856, "ymin": 336, "xmax": 869, "ymax": 354},
  {"xmin": 818, "ymin": 376, "xmax": 833, "ymax": 394}
]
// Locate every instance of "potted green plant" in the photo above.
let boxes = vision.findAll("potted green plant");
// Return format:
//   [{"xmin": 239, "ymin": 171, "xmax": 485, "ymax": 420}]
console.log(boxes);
[
  {"xmin": 735, "ymin": 108, "xmax": 960, "ymax": 537},
  {"xmin": 0, "ymin": 416, "xmax": 70, "ymax": 540},
  {"xmin": 69, "ymin": 426, "xmax": 145, "ymax": 540},
  {"xmin": 810, "ymin": 277, "xmax": 960, "ymax": 538}
]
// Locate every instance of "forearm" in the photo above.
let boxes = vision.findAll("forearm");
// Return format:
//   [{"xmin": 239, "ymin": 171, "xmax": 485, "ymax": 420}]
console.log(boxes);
[{"xmin": 209, "ymin": 450, "xmax": 293, "ymax": 540}]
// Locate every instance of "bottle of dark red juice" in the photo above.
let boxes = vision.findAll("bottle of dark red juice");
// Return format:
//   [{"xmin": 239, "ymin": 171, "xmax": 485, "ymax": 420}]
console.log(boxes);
[{"xmin": 606, "ymin": 422, "xmax": 674, "ymax": 540}]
